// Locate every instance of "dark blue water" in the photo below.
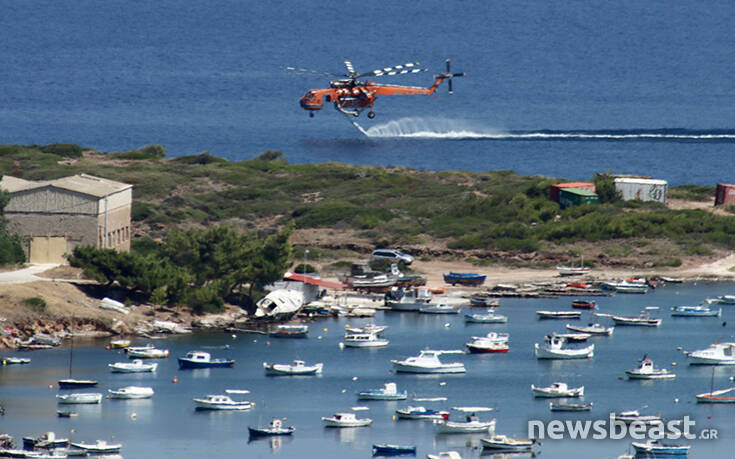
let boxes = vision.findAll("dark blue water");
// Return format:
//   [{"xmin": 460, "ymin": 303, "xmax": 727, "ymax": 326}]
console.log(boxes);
[
  {"xmin": 2, "ymin": 282, "xmax": 735, "ymax": 458},
  {"xmin": 1, "ymin": 1, "xmax": 735, "ymax": 185}
]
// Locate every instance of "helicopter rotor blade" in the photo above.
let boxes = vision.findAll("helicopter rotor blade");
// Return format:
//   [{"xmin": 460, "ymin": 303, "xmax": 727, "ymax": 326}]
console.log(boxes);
[
  {"xmin": 344, "ymin": 60, "xmax": 356, "ymax": 76},
  {"xmin": 357, "ymin": 62, "xmax": 427, "ymax": 78},
  {"xmin": 284, "ymin": 66, "xmax": 341, "ymax": 78}
]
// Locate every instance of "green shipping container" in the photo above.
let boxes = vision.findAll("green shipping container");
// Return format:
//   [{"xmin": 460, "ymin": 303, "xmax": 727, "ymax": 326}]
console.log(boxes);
[{"xmin": 558, "ymin": 188, "xmax": 599, "ymax": 209}]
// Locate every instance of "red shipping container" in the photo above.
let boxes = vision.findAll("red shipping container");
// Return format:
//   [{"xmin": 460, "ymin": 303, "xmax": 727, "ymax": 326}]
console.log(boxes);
[
  {"xmin": 715, "ymin": 183, "xmax": 735, "ymax": 206},
  {"xmin": 549, "ymin": 182, "xmax": 596, "ymax": 202}
]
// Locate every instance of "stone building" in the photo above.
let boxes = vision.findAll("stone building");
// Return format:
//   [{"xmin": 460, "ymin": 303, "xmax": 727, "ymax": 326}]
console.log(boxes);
[{"xmin": 1, "ymin": 174, "xmax": 133, "ymax": 263}]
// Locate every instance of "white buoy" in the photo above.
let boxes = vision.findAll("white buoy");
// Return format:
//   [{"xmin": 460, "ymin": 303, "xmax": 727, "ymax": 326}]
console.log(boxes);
[
  {"xmin": 317, "ymin": 336, "xmax": 322, "ymax": 340},
  {"xmin": 674, "ymin": 398, "xmax": 679, "ymax": 404},
  {"xmin": 338, "ymin": 342, "xmax": 344, "ymax": 349},
  {"xmin": 232, "ymin": 334, "xmax": 237, "ymax": 339},
  {"xmin": 341, "ymin": 389, "xmax": 347, "ymax": 393},
  {"xmin": 352, "ymin": 376, "xmax": 358, "ymax": 381},
  {"xmin": 131, "ymin": 413, "xmax": 137, "ymax": 420},
  {"xmin": 444, "ymin": 323, "xmax": 451, "ymax": 328},
  {"xmin": 439, "ymin": 381, "xmax": 447, "ymax": 386},
  {"xmin": 671, "ymin": 362, "xmax": 677, "ymax": 366}
]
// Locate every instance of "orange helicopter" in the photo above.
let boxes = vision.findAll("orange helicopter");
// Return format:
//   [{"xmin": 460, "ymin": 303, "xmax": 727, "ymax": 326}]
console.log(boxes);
[{"xmin": 287, "ymin": 59, "xmax": 464, "ymax": 119}]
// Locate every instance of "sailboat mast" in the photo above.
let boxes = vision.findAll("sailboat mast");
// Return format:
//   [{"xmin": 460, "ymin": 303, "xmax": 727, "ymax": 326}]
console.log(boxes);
[{"xmin": 68, "ymin": 318, "xmax": 74, "ymax": 378}]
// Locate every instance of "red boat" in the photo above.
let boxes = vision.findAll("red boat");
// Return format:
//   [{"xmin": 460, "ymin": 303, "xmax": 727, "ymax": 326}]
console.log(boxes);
[{"xmin": 571, "ymin": 300, "xmax": 596, "ymax": 309}]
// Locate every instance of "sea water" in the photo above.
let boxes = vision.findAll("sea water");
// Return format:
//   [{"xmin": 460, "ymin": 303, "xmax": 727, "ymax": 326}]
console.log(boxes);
[
  {"xmin": 2, "ymin": 281, "xmax": 735, "ymax": 458},
  {"xmin": 2, "ymin": 1, "xmax": 735, "ymax": 185}
]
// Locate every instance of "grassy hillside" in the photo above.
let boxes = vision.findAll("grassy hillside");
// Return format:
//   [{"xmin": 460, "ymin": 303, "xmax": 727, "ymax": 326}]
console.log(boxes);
[{"xmin": 1, "ymin": 144, "xmax": 733, "ymax": 270}]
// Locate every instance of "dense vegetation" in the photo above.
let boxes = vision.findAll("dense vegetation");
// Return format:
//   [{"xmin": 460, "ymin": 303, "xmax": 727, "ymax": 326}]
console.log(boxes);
[
  {"xmin": 1, "ymin": 143, "xmax": 733, "ymax": 272},
  {"xmin": 0, "ymin": 190, "xmax": 26, "ymax": 265},
  {"xmin": 68, "ymin": 225, "xmax": 292, "ymax": 314}
]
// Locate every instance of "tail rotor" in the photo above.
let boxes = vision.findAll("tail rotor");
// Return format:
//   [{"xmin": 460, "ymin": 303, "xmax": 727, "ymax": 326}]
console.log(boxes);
[{"xmin": 443, "ymin": 59, "xmax": 465, "ymax": 94}]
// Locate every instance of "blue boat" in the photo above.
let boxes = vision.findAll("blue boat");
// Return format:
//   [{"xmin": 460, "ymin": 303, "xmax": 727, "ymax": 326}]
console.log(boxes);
[
  {"xmin": 443, "ymin": 272, "xmax": 486, "ymax": 286},
  {"xmin": 178, "ymin": 351, "xmax": 235, "ymax": 369},
  {"xmin": 671, "ymin": 305, "xmax": 721, "ymax": 317},
  {"xmin": 631, "ymin": 440, "xmax": 690, "ymax": 455},
  {"xmin": 372, "ymin": 444, "xmax": 417, "ymax": 456}
]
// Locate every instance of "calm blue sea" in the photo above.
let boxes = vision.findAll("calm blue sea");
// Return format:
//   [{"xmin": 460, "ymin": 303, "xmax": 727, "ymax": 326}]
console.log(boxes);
[
  {"xmin": 1, "ymin": 1, "xmax": 735, "ymax": 185},
  {"xmin": 2, "ymin": 282, "xmax": 735, "ymax": 458}
]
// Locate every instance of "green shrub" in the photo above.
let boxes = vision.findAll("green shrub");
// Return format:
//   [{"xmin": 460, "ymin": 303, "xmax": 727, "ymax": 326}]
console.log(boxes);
[
  {"xmin": 22, "ymin": 297, "xmax": 47, "ymax": 313},
  {"xmin": 39, "ymin": 143, "xmax": 83, "ymax": 158}
]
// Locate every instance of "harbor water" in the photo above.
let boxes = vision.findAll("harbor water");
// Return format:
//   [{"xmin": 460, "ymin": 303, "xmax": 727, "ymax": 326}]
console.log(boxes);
[{"xmin": 2, "ymin": 281, "xmax": 735, "ymax": 458}]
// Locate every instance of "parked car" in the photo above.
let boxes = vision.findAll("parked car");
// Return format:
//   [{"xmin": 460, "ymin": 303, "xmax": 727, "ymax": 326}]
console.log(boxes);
[{"xmin": 371, "ymin": 249, "xmax": 414, "ymax": 265}]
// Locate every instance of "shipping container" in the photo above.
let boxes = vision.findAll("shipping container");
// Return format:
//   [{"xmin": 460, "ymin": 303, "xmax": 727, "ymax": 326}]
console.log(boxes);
[
  {"xmin": 614, "ymin": 178, "xmax": 667, "ymax": 203},
  {"xmin": 549, "ymin": 182, "xmax": 596, "ymax": 202},
  {"xmin": 558, "ymin": 188, "xmax": 599, "ymax": 209},
  {"xmin": 715, "ymin": 183, "xmax": 735, "ymax": 206}
]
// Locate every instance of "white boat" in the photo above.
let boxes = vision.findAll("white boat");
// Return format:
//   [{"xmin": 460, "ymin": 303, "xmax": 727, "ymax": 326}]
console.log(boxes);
[
  {"xmin": 321, "ymin": 412, "xmax": 372, "ymax": 427},
  {"xmin": 108, "ymin": 359, "xmax": 158, "ymax": 373},
  {"xmin": 565, "ymin": 323, "xmax": 614, "ymax": 336},
  {"xmin": 69, "ymin": 440, "xmax": 122, "ymax": 454},
  {"xmin": 531, "ymin": 382, "xmax": 584, "ymax": 398},
  {"xmin": 464, "ymin": 312, "xmax": 507, "ymax": 323},
  {"xmin": 631, "ymin": 440, "xmax": 690, "ymax": 455},
  {"xmin": 614, "ymin": 281, "xmax": 648, "ymax": 294},
  {"xmin": 696, "ymin": 386, "xmax": 735, "ymax": 403},
  {"xmin": 671, "ymin": 305, "xmax": 721, "ymax": 317},
  {"xmin": 0, "ymin": 449, "xmax": 67, "ymax": 458},
  {"xmin": 109, "ymin": 339, "xmax": 131, "ymax": 349},
  {"xmin": 556, "ymin": 256, "xmax": 590, "ymax": 277},
  {"xmin": 343, "ymin": 332, "xmax": 389, "ymax": 348},
  {"xmin": 395, "ymin": 406, "xmax": 450, "ymax": 420},
  {"xmin": 466, "ymin": 332, "xmax": 510, "ymax": 353},
  {"xmin": 391, "ymin": 350, "xmax": 466, "ymax": 374},
  {"xmin": 344, "ymin": 307, "xmax": 376, "ymax": 317},
  {"xmin": 480, "ymin": 434, "xmax": 536, "ymax": 452},
  {"xmin": 611, "ymin": 410, "xmax": 663, "ymax": 426},
  {"xmin": 126, "ymin": 346, "xmax": 170, "ymax": 359},
  {"xmin": 56, "ymin": 392, "xmax": 102, "ymax": 404},
  {"xmin": 434, "ymin": 407, "xmax": 496, "ymax": 434},
  {"xmin": 22, "ymin": 432, "xmax": 69, "ymax": 450},
  {"xmin": 625, "ymin": 357, "xmax": 675, "ymax": 379},
  {"xmin": 193, "ymin": 394, "xmax": 252, "ymax": 410},
  {"xmin": 536, "ymin": 310, "xmax": 582, "ymax": 319},
  {"xmin": 344, "ymin": 324, "xmax": 387, "ymax": 335},
  {"xmin": 426, "ymin": 452, "xmax": 463, "ymax": 459},
  {"xmin": 254, "ymin": 288, "xmax": 304, "ymax": 319},
  {"xmin": 610, "ymin": 311, "xmax": 661, "ymax": 327},
  {"xmin": 419, "ymin": 304, "xmax": 460, "ymax": 314},
  {"xmin": 108, "ymin": 386, "xmax": 154, "ymax": 399},
  {"xmin": 264, "ymin": 360, "xmax": 323, "ymax": 375},
  {"xmin": 2, "ymin": 357, "xmax": 31, "ymax": 364},
  {"xmin": 688, "ymin": 342, "xmax": 735, "ymax": 365},
  {"xmin": 357, "ymin": 382, "xmax": 407, "ymax": 400},
  {"xmin": 708, "ymin": 295, "xmax": 735, "ymax": 305},
  {"xmin": 534, "ymin": 335, "xmax": 594, "ymax": 359},
  {"xmin": 384, "ymin": 286, "xmax": 433, "ymax": 311}
]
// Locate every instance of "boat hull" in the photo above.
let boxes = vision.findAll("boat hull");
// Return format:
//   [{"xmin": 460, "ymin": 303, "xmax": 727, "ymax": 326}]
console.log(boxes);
[
  {"xmin": 625, "ymin": 370, "xmax": 675, "ymax": 380},
  {"xmin": 56, "ymin": 393, "xmax": 102, "ymax": 404},
  {"xmin": 534, "ymin": 344, "xmax": 594, "ymax": 359},
  {"xmin": 464, "ymin": 314, "xmax": 507, "ymax": 323},
  {"xmin": 435, "ymin": 419, "xmax": 496, "ymax": 434},
  {"xmin": 58, "ymin": 379, "xmax": 98, "ymax": 389},
  {"xmin": 392, "ymin": 362, "xmax": 466, "ymax": 374},
  {"xmin": 343, "ymin": 339, "xmax": 389, "ymax": 348},
  {"xmin": 248, "ymin": 426, "xmax": 295, "ymax": 436},
  {"xmin": 178, "ymin": 359, "xmax": 234, "ymax": 369},
  {"xmin": 357, "ymin": 391, "xmax": 407, "ymax": 401},
  {"xmin": 466, "ymin": 344, "xmax": 508, "ymax": 353},
  {"xmin": 321, "ymin": 418, "xmax": 372, "ymax": 427}
]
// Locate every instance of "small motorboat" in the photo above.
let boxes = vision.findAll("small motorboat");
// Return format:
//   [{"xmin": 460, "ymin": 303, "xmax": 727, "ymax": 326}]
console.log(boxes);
[
  {"xmin": 631, "ymin": 440, "xmax": 690, "ymax": 455},
  {"xmin": 321, "ymin": 412, "xmax": 372, "ymax": 427},
  {"xmin": 434, "ymin": 407, "xmax": 496, "ymax": 434},
  {"xmin": 419, "ymin": 304, "xmax": 460, "ymax": 314},
  {"xmin": 426, "ymin": 452, "xmax": 462, "ymax": 459},
  {"xmin": 56, "ymin": 393, "xmax": 102, "ymax": 404},
  {"xmin": 531, "ymin": 382, "xmax": 584, "ymax": 398},
  {"xmin": 109, "ymin": 339, "xmax": 131, "ymax": 349},
  {"xmin": 464, "ymin": 312, "xmax": 507, "ymax": 323},
  {"xmin": 0, "ymin": 449, "xmax": 67, "ymax": 459},
  {"xmin": 345, "ymin": 324, "xmax": 388, "ymax": 335},
  {"xmin": 534, "ymin": 335, "xmax": 594, "ymax": 360},
  {"xmin": 264, "ymin": 360, "xmax": 323, "ymax": 376},
  {"xmin": 443, "ymin": 272, "xmax": 486, "ymax": 286},
  {"xmin": 57, "ymin": 410, "xmax": 78, "ymax": 418},
  {"xmin": 395, "ymin": 406, "xmax": 450, "ymax": 420},
  {"xmin": 671, "ymin": 305, "xmax": 721, "ymax": 317},
  {"xmin": 270, "ymin": 324, "xmax": 309, "ymax": 338},
  {"xmin": 696, "ymin": 386, "xmax": 735, "ymax": 403},
  {"xmin": 613, "ymin": 281, "xmax": 648, "ymax": 294},
  {"xmin": 22, "ymin": 432, "xmax": 69, "ymax": 450},
  {"xmin": 357, "ymin": 382, "xmax": 407, "ymax": 400},
  {"xmin": 536, "ymin": 310, "xmax": 582, "ymax": 320},
  {"xmin": 465, "ymin": 332, "xmax": 510, "ymax": 353},
  {"xmin": 610, "ymin": 310, "xmax": 661, "ymax": 327},
  {"xmin": 372, "ymin": 444, "xmax": 416, "ymax": 456},
  {"xmin": 343, "ymin": 332, "xmax": 389, "ymax": 348},
  {"xmin": 2, "ymin": 357, "xmax": 31, "ymax": 365},
  {"xmin": 708, "ymin": 295, "xmax": 735, "ymax": 305},
  {"xmin": 248, "ymin": 418, "xmax": 295, "ymax": 436},
  {"xmin": 469, "ymin": 296, "xmax": 499, "ymax": 307},
  {"xmin": 391, "ymin": 350, "xmax": 466, "ymax": 374},
  {"xmin": 480, "ymin": 434, "xmax": 536, "ymax": 452},
  {"xmin": 571, "ymin": 300, "xmax": 596, "ymax": 309},
  {"xmin": 549, "ymin": 401, "xmax": 593, "ymax": 412},
  {"xmin": 688, "ymin": 342, "xmax": 735, "ymax": 365},
  {"xmin": 611, "ymin": 410, "xmax": 663, "ymax": 426},
  {"xmin": 565, "ymin": 323, "xmax": 614, "ymax": 336},
  {"xmin": 126, "ymin": 346, "xmax": 170, "ymax": 359},
  {"xmin": 193, "ymin": 394, "xmax": 252, "ymax": 410},
  {"xmin": 178, "ymin": 351, "xmax": 234, "ymax": 369},
  {"xmin": 108, "ymin": 359, "xmax": 158, "ymax": 373},
  {"xmin": 555, "ymin": 333, "xmax": 591, "ymax": 342},
  {"xmin": 69, "ymin": 440, "xmax": 122, "ymax": 454},
  {"xmin": 624, "ymin": 356, "xmax": 675, "ymax": 380},
  {"xmin": 108, "ymin": 386, "xmax": 155, "ymax": 399}
]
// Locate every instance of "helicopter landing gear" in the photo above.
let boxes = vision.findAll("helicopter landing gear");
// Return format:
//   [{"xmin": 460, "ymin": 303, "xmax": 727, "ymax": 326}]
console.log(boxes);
[{"xmin": 367, "ymin": 111, "xmax": 375, "ymax": 119}]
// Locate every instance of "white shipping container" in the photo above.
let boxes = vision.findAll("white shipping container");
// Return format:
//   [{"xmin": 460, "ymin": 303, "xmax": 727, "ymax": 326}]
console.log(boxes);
[{"xmin": 614, "ymin": 178, "xmax": 668, "ymax": 203}]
